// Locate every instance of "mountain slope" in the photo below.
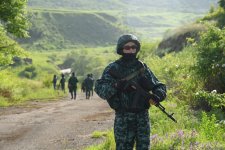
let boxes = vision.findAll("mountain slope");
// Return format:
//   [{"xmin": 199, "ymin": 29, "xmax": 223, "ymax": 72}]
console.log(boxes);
[
  {"xmin": 18, "ymin": 10, "xmax": 126, "ymax": 49},
  {"xmin": 21, "ymin": 0, "xmax": 218, "ymax": 49}
]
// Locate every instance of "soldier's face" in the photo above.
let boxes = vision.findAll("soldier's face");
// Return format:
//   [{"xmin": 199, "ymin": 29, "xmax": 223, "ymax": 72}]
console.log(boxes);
[{"xmin": 122, "ymin": 42, "xmax": 137, "ymax": 54}]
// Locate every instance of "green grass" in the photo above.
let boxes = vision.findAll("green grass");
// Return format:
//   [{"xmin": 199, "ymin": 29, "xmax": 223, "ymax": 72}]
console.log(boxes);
[
  {"xmin": 85, "ymin": 101, "xmax": 225, "ymax": 150},
  {"xmin": 0, "ymin": 46, "xmax": 118, "ymax": 107},
  {"xmin": 0, "ymin": 50, "xmax": 68, "ymax": 107}
]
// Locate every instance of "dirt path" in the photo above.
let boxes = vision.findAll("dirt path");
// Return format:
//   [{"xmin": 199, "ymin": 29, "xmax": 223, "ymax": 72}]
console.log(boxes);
[{"xmin": 0, "ymin": 93, "xmax": 114, "ymax": 150}]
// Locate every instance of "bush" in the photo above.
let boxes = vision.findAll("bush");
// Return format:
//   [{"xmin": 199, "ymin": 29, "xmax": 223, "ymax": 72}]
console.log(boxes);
[
  {"xmin": 198, "ymin": 112, "xmax": 224, "ymax": 141},
  {"xmin": 194, "ymin": 90, "xmax": 225, "ymax": 111},
  {"xmin": 194, "ymin": 25, "xmax": 225, "ymax": 93},
  {"xmin": 24, "ymin": 65, "xmax": 36, "ymax": 72},
  {"xmin": 43, "ymin": 75, "xmax": 53, "ymax": 88},
  {"xmin": 20, "ymin": 65, "xmax": 37, "ymax": 79}
]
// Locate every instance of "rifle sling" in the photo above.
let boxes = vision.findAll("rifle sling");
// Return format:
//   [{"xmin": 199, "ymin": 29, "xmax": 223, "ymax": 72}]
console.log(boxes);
[{"xmin": 121, "ymin": 67, "xmax": 145, "ymax": 81}]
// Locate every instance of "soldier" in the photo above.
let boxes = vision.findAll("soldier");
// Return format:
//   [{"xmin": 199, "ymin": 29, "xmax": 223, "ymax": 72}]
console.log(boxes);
[
  {"xmin": 59, "ymin": 73, "xmax": 66, "ymax": 93},
  {"xmin": 52, "ymin": 74, "xmax": 57, "ymax": 90},
  {"xmin": 84, "ymin": 74, "xmax": 93, "ymax": 99},
  {"xmin": 68, "ymin": 72, "xmax": 78, "ymax": 100},
  {"xmin": 89, "ymin": 73, "xmax": 95, "ymax": 96},
  {"xmin": 94, "ymin": 34, "xmax": 167, "ymax": 150},
  {"xmin": 81, "ymin": 81, "xmax": 86, "ymax": 93}
]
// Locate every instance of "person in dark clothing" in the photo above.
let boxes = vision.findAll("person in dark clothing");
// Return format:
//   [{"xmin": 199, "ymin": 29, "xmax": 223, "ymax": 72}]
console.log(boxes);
[
  {"xmin": 68, "ymin": 72, "xmax": 78, "ymax": 99},
  {"xmin": 95, "ymin": 34, "xmax": 167, "ymax": 150},
  {"xmin": 89, "ymin": 73, "xmax": 95, "ymax": 96},
  {"xmin": 84, "ymin": 74, "xmax": 93, "ymax": 99},
  {"xmin": 60, "ymin": 73, "xmax": 66, "ymax": 93},
  {"xmin": 52, "ymin": 74, "xmax": 57, "ymax": 90},
  {"xmin": 81, "ymin": 81, "xmax": 85, "ymax": 93}
]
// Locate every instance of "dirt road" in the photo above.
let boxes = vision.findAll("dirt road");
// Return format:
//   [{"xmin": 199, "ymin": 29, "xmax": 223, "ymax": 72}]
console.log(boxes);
[{"xmin": 0, "ymin": 93, "xmax": 114, "ymax": 150}]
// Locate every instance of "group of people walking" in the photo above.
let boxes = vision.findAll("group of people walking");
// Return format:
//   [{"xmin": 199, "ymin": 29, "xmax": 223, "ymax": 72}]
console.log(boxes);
[{"xmin": 52, "ymin": 72, "xmax": 94, "ymax": 100}]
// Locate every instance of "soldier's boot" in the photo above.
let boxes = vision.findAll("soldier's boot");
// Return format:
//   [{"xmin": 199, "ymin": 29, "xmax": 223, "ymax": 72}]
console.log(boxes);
[{"xmin": 71, "ymin": 93, "xmax": 73, "ymax": 99}]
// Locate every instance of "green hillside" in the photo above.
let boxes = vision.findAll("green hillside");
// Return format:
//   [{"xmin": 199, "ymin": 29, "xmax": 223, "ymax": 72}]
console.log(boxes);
[
  {"xmin": 18, "ymin": 10, "xmax": 127, "ymax": 50},
  {"xmin": 20, "ymin": 0, "xmax": 218, "ymax": 49},
  {"xmin": 28, "ymin": 1, "xmax": 218, "ymax": 34}
]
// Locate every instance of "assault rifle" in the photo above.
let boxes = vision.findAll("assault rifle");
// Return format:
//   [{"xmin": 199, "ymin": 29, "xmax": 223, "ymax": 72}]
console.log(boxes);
[{"xmin": 109, "ymin": 68, "xmax": 177, "ymax": 123}]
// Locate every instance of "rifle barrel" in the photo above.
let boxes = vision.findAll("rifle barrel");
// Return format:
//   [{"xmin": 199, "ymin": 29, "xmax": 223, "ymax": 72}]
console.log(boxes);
[{"xmin": 156, "ymin": 104, "xmax": 177, "ymax": 123}]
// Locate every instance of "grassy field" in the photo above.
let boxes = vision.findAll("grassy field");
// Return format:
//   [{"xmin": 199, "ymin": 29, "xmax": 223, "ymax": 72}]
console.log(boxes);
[{"xmin": 0, "ymin": 50, "xmax": 67, "ymax": 107}]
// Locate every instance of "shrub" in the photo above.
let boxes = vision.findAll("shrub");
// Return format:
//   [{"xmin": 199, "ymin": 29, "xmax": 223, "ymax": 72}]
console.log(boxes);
[
  {"xmin": 194, "ymin": 25, "xmax": 225, "ymax": 93},
  {"xmin": 198, "ymin": 112, "xmax": 224, "ymax": 141},
  {"xmin": 43, "ymin": 75, "xmax": 53, "ymax": 88},
  {"xmin": 24, "ymin": 65, "xmax": 36, "ymax": 72},
  {"xmin": 194, "ymin": 90, "xmax": 225, "ymax": 111},
  {"xmin": 20, "ymin": 65, "xmax": 37, "ymax": 79}
]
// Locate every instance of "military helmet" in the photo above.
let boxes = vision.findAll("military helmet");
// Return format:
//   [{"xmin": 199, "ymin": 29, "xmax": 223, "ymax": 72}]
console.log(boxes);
[{"xmin": 116, "ymin": 34, "xmax": 141, "ymax": 55}]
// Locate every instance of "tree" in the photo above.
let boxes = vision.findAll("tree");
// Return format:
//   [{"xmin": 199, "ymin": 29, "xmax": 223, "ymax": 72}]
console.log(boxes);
[
  {"xmin": 194, "ymin": 25, "xmax": 225, "ymax": 93},
  {"xmin": 0, "ymin": 0, "xmax": 29, "ymax": 67},
  {"xmin": 0, "ymin": 0, "xmax": 30, "ymax": 38},
  {"xmin": 219, "ymin": 0, "xmax": 225, "ymax": 9},
  {"xmin": 0, "ymin": 27, "xmax": 26, "ymax": 66}
]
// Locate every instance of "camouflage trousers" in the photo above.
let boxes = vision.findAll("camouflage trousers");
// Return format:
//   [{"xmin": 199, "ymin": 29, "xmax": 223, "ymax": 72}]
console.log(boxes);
[{"xmin": 114, "ymin": 110, "xmax": 150, "ymax": 150}]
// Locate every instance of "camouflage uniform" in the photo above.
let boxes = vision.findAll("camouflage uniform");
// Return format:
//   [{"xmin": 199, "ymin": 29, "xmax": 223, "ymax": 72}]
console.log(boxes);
[
  {"xmin": 95, "ymin": 34, "xmax": 166, "ymax": 150},
  {"xmin": 68, "ymin": 72, "xmax": 78, "ymax": 99},
  {"xmin": 84, "ymin": 74, "xmax": 93, "ymax": 99},
  {"xmin": 90, "ymin": 74, "xmax": 95, "ymax": 96},
  {"xmin": 52, "ymin": 75, "xmax": 57, "ymax": 90},
  {"xmin": 60, "ymin": 74, "xmax": 66, "ymax": 93}
]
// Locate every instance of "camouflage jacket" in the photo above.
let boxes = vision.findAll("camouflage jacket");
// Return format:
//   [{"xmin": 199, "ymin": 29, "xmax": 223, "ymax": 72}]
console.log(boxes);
[
  {"xmin": 94, "ymin": 58, "xmax": 166, "ymax": 111},
  {"xmin": 84, "ymin": 77, "xmax": 93, "ymax": 90},
  {"xmin": 68, "ymin": 76, "xmax": 78, "ymax": 88}
]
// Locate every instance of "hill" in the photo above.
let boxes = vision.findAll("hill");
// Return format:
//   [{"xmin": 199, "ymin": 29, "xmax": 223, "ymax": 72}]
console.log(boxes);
[
  {"xmin": 18, "ymin": 10, "xmax": 127, "ymax": 50},
  {"xmin": 18, "ymin": 0, "xmax": 218, "ymax": 49},
  {"xmin": 27, "ymin": 0, "xmax": 218, "ymax": 38}
]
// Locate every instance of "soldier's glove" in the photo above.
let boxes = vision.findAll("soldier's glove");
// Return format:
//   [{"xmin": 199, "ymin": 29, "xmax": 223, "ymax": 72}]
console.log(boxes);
[
  {"xmin": 146, "ymin": 94, "xmax": 160, "ymax": 104},
  {"xmin": 114, "ymin": 80, "xmax": 127, "ymax": 91}
]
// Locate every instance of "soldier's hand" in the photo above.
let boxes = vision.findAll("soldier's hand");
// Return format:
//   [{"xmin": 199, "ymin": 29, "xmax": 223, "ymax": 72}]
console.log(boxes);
[
  {"xmin": 147, "ymin": 94, "xmax": 160, "ymax": 106},
  {"xmin": 149, "ymin": 99, "xmax": 157, "ymax": 106}
]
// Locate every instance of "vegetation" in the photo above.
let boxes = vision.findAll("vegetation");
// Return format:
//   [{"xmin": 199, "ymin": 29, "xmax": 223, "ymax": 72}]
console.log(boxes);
[
  {"xmin": 0, "ymin": 28, "xmax": 27, "ymax": 66},
  {"xmin": 201, "ymin": 0, "xmax": 225, "ymax": 28},
  {"xmin": 0, "ymin": 0, "xmax": 224, "ymax": 149},
  {"xmin": 17, "ymin": 10, "xmax": 127, "ymax": 50},
  {"xmin": 85, "ymin": 40, "xmax": 225, "ymax": 149},
  {"xmin": 85, "ymin": 3, "xmax": 225, "ymax": 149},
  {"xmin": 17, "ymin": 0, "xmax": 217, "ymax": 49},
  {"xmin": 156, "ymin": 23, "xmax": 206, "ymax": 56},
  {"xmin": 0, "ymin": 51, "xmax": 66, "ymax": 107},
  {"xmin": 0, "ymin": 0, "xmax": 30, "ymax": 38},
  {"xmin": 194, "ymin": 25, "xmax": 225, "ymax": 93},
  {"xmin": 0, "ymin": 0, "xmax": 30, "ymax": 66}
]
